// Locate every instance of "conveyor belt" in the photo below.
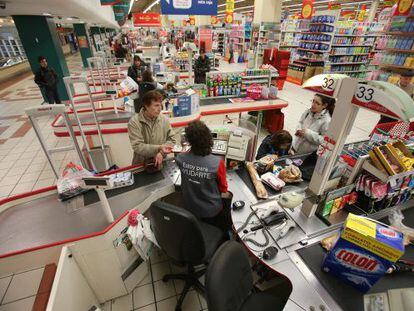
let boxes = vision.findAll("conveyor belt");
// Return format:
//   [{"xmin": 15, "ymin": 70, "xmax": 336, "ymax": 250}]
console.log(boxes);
[
  {"xmin": 200, "ymin": 98, "xmax": 233, "ymax": 106},
  {"xmin": 235, "ymin": 155, "xmax": 311, "ymax": 199},
  {"xmin": 84, "ymin": 170, "xmax": 165, "ymax": 206},
  {"xmin": 296, "ymin": 207, "xmax": 414, "ymax": 311}
]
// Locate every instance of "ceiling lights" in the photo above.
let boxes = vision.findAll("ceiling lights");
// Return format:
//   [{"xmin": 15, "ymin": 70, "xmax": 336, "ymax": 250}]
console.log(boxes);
[{"xmin": 143, "ymin": 0, "xmax": 160, "ymax": 13}]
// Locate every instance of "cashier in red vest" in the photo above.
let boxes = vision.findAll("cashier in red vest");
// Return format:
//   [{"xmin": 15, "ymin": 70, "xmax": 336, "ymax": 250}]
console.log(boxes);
[{"xmin": 176, "ymin": 121, "xmax": 231, "ymax": 232}]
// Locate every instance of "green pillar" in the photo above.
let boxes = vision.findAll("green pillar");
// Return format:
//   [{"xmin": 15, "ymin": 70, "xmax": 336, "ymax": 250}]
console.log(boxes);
[
  {"xmin": 73, "ymin": 23, "xmax": 93, "ymax": 68},
  {"xmin": 13, "ymin": 15, "xmax": 69, "ymax": 101},
  {"xmin": 90, "ymin": 26, "xmax": 101, "ymax": 51}
]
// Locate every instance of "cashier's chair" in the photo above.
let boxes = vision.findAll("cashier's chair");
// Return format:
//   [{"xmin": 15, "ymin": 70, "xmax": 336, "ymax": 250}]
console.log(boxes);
[
  {"xmin": 206, "ymin": 241, "xmax": 288, "ymax": 311},
  {"xmin": 150, "ymin": 200, "xmax": 225, "ymax": 311}
]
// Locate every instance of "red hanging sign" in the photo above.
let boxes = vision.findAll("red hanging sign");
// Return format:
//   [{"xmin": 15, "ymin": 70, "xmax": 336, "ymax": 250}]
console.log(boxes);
[
  {"xmin": 301, "ymin": 0, "xmax": 314, "ymax": 19},
  {"xmin": 328, "ymin": 2, "xmax": 341, "ymax": 10},
  {"xmin": 133, "ymin": 13, "xmax": 161, "ymax": 27},
  {"xmin": 394, "ymin": 0, "xmax": 413, "ymax": 16},
  {"xmin": 211, "ymin": 16, "xmax": 218, "ymax": 25},
  {"xmin": 189, "ymin": 16, "xmax": 196, "ymax": 26}
]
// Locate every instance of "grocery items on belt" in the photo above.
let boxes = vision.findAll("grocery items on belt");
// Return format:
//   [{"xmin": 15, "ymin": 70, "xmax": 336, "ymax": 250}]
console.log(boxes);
[
  {"xmin": 261, "ymin": 172, "xmax": 285, "ymax": 191},
  {"xmin": 278, "ymin": 165, "xmax": 302, "ymax": 183},
  {"xmin": 246, "ymin": 162, "xmax": 268, "ymax": 199},
  {"xmin": 322, "ymin": 213, "xmax": 404, "ymax": 292}
]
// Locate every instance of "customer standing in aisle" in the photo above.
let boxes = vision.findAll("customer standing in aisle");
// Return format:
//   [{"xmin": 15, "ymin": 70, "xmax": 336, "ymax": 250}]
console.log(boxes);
[
  {"xmin": 128, "ymin": 90, "xmax": 176, "ymax": 167},
  {"xmin": 292, "ymin": 94, "xmax": 335, "ymax": 154},
  {"xmin": 378, "ymin": 71, "xmax": 414, "ymax": 124},
  {"xmin": 127, "ymin": 55, "xmax": 147, "ymax": 85},
  {"xmin": 194, "ymin": 49, "xmax": 211, "ymax": 84},
  {"xmin": 176, "ymin": 120, "xmax": 232, "ymax": 233},
  {"xmin": 34, "ymin": 56, "xmax": 61, "ymax": 104}
]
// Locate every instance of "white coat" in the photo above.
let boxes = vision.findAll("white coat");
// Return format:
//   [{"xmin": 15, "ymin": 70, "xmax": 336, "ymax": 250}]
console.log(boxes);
[{"xmin": 292, "ymin": 109, "xmax": 331, "ymax": 154}]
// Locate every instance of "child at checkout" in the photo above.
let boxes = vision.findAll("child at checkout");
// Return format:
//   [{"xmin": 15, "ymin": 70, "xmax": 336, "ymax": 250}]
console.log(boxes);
[{"xmin": 256, "ymin": 130, "xmax": 293, "ymax": 160}]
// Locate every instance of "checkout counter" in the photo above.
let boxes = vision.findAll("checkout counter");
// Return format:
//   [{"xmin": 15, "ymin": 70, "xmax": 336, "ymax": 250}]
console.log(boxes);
[{"xmin": 1, "ymin": 75, "xmax": 414, "ymax": 310}]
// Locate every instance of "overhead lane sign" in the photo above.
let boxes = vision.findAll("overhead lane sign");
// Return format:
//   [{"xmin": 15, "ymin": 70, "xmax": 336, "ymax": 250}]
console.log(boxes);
[{"xmin": 161, "ymin": 0, "xmax": 218, "ymax": 16}]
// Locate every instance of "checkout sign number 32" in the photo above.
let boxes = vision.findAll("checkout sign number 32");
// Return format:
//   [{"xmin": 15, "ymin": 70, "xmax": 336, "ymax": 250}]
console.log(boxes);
[{"xmin": 355, "ymin": 84, "xmax": 375, "ymax": 103}]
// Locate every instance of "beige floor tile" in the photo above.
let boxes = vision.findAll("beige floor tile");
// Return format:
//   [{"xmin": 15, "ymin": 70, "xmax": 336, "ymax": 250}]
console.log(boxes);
[
  {"xmin": 135, "ymin": 303, "xmax": 157, "ymax": 311},
  {"xmin": 2, "ymin": 267, "xmax": 44, "ymax": 304},
  {"xmin": 180, "ymin": 290, "xmax": 202, "ymax": 311},
  {"xmin": 0, "ymin": 276, "xmax": 12, "ymax": 303},
  {"xmin": 33, "ymin": 178, "xmax": 56, "ymax": 190},
  {"xmin": 154, "ymin": 280, "xmax": 176, "ymax": 302},
  {"xmin": 0, "ymin": 162, "xmax": 16, "ymax": 171},
  {"xmin": 111, "ymin": 293, "xmax": 133, "ymax": 311},
  {"xmin": 0, "ymin": 175, "xmax": 21, "ymax": 187},
  {"xmin": 155, "ymin": 297, "xmax": 177, "ymax": 311},
  {"xmin": 151, "ymin": 262, "xmax": 171, "ymax": 283},
  {"xmin": 0, "ymin": 185, "xmax": 14, "ymax": 197},
  {"xmin": 133, "ymin": 284, "xmax": 155, "ymax": 309},
  {"xmin": 5, "ymin": 166, "xmax": 27, "ymax": 177},
  {"xmin": 19, "ymin": 172, "xmax": 40, "ymax": 183},
  {"xmin": 0, "ymin": 295, "xmax": 36, "ymax": 311},
  {"xmin": 10, "ymin": 181, "xmax": 35, "ymax": 196}
]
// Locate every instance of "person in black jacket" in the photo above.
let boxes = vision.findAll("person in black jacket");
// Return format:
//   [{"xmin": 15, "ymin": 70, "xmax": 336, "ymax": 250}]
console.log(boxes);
[
  {"xmin": 256, "ymin": 130, "xmax": 292, "ymax": 160},
  {"xmin": 34, "ymin": 56, "xmax": 61, "ymax": 104},
  {"xmin": 128, "ymin": 55, "xmax": 148, "ymax": 85},
  {"xmin": 194, "ymin": 49, "xmax": 210, "ymax": 84}
]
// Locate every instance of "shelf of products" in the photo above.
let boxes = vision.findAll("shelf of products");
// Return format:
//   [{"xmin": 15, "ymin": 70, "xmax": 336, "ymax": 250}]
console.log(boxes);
[
  {"xmin": 256, "ymin": 22, "xmax": 280, "ymax": 57},
  {"xmin": 371, "ymin": 5, "xmax": 414, "ymax": 81},
  {"xmin": 279, "ymin": 19, "xmax": 310, "ymax": 59}
]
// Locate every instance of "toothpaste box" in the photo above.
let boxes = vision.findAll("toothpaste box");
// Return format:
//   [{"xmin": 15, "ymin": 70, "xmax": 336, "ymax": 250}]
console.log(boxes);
[{"xmin": 322, "ymin": 213, "xmax": 404, "ymax": 292}]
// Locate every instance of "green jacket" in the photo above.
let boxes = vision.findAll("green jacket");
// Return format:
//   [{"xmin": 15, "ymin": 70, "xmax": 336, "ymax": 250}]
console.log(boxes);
[{"xmin": 128, "ymin": 110, "xmax": 177, "ymax": 165}]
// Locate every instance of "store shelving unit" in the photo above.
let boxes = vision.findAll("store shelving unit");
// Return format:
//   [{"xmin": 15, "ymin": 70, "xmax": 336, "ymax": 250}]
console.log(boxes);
[
  {"xmin": 212, "ymin": 29, "xmax": 227, "ymax": 56},
  {"xmin": 230, "ymin": 24, "xmax": 245, "ymax": 61},
  {"xmin": 279, "ymin": 19, "xmax": 310, "ymax": 57},
  {"xmin": 255, "ymin": 22, "xmax": 280, "ymax": 65}
]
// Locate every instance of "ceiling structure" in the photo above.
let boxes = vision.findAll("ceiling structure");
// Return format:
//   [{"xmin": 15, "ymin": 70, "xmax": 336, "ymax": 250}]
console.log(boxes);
[
  {"xmin": 131, "ymin": 0, "xmax": 387, "ymax": 16},
  {"xmin": 0, "ymin": 0, "xmax": 119, "ymax": 27}
]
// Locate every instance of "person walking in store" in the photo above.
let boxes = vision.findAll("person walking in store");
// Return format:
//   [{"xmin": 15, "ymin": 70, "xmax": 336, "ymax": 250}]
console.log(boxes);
[
  {"xmin": 134, "ymin": 70, "xmax": 164, "ymax": 112},
  {"xmin": 292, "ymin": 94, "xmax": 335, "ymax": 154},
  {"xmin": 194, "ymin": 49, "xmax": 211, "ymax": 84},
  {"xmin": 256, "ymin": 130, "xmax": 293, "ymax": 160},
  {"xmin": 128, "ymin": 90, "xmax": 176, "ymax": 168},
  {"xmin": 378, "ymin": 71, "xmax": 414, "ymax": 124},
  {"xmin": 127, "ymin": 55, "xmax": 147, "ymax": 85},
  {"xmin": 34, "ymin": 56, "xmax": 61, "ymax": 104},
  {"xmin": 176, "ymin": 120, "xmax": 232, "ymax": 234}
]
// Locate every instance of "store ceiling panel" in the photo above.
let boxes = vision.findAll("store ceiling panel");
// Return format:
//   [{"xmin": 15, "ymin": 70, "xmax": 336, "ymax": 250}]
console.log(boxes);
[{"xmin": 0, "ymin": 0, "xmax": 119, "ymax": 27}]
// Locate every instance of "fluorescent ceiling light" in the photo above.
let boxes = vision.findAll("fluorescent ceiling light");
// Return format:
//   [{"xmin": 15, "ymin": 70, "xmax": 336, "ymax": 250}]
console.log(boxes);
[
  {"xmin": 218, "ymin": 4, "xmax": 254, "ymax": 14},
  {"xmin": 144, "ymin": 0, "xmax": 160, "ymax": 13},
  {"xmin": 128, "ymin": 0, "xmax": 135, "ymax": 14}
]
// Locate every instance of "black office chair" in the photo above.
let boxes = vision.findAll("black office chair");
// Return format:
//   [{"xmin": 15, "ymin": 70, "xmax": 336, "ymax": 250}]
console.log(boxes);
[
  {"xmin": 150, "ymin": 200, "xmax": 225, "ymax": 311},
  {"xmin": 206, "ymin": 241, "xmax": 289, "ymax": 311}
]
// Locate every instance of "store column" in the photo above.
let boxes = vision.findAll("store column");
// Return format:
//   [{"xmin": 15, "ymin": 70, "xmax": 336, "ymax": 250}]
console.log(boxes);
[
  {"xmin": 73, "ymin": 23, "xmax": 93, "ymax": 68},
  {"xmin": 253, "ymin": 0, "xmax": 281, "ymax": 24},
  {"xmin": 196, "ymin": 16, "xmax": 210, "ymax": 26},
  {"xmin": 12, "ymin": 15, "xmax": 69, "ymax": 101}
]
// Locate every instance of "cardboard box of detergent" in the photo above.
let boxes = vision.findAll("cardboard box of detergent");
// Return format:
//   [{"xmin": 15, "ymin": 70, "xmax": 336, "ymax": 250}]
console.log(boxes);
[{"xmin": 322, "ymin": 213, "xmax": 404, "ymax": 292}]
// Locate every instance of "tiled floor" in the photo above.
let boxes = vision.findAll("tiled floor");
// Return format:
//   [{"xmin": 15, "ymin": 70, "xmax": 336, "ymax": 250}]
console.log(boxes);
[
  {"xmin": 100, "ymin": 247, "xmax": 208, "ymax": 311},
  {"xmin": 0, "ymin": 267, "xmax": 44, "ymax": 311}
]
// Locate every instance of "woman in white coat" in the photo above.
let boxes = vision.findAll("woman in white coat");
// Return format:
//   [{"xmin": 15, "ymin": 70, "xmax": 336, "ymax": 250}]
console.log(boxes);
[{"xmin": 292, "ymin": 94, "xmax": 335, "ymax": 154}]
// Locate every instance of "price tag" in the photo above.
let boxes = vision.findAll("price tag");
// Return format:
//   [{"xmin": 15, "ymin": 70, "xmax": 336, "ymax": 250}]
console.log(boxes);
[
  {"xmin": 106, "ymin": 90, "xmax": 117, "ymax": 95},
  {"xmin": 321, "ymin": 76, "xmax": 338, "ymax": 92}
]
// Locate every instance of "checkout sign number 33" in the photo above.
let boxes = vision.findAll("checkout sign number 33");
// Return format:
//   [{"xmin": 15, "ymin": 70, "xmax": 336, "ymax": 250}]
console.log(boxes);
[{"xmin": 355, "ymin": 84, "xmax": 375, "ymax": 103}]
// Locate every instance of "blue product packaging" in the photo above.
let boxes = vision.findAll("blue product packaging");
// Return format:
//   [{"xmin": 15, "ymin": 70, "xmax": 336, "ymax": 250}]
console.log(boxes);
[
  {"xmin": 322, "ymin": 214, "xmax": 404, "ymax": 292},
  {"xmin": 177, "ymin": 96, "xmax": 192, "ymax": 117}
]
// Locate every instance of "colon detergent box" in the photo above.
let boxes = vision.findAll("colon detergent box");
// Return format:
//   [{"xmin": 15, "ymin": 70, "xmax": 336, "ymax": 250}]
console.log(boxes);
[{"xmin": 322, "ymin": 213, "xmax": 404, "ymax": 292}]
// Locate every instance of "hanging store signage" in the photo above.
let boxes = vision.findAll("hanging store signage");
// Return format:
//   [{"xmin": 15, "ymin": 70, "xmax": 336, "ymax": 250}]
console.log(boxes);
[
  {"xmin": 394, "ymin": 0, "xmax": 413, "ymax": 16},
  {"xmin": 189, "ymin": 16, "xmax": 196, "ymax": 25},
  {"xmin": 301, "ymin": 0, "xmax": 314, "ymax": 20},
  {"xmin": 225, "ymin": 0, "xmax": 234, "ymax": 24},
  {"xmin": 77, "ymin": 36, "xmax": 89, "ymax": 49},
  {"xmin": 100, "ymin": 0, "xmax": 121, "ymax": 5},
  {"xmin": 160, "ymin": 0, "xmax": 218, "ymax": 16},
  {"xmin": 341, "ymin": 10, "xmax": 356, "ymax": 19},
  {"xmin": 133, "ymin": 13, "xmax": 161, "ymax": 26},
  {"xmin": 328, "ymin": 2, "xmax": 341, "ymax": 10},
  {"xmin": 211, "ymin": 16, "xmax": 218, "ymax": 25},
  {"xmin": 113, "ymin": 1, "xmax": 129, "ymax": 21}
]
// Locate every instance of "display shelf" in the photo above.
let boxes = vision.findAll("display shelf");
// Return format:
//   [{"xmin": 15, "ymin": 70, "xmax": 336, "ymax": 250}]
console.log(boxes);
[
  {"xmin": 203, "ymin": 94, "xmax": 240, "ymax": 99},
  {"xmin": 333, "ymin": 34, "xmax": 379, "ymax": 37},
  {"xmin": 301, "ymin": 31, "xmax": 333, "ymax": 36},
  {"xmin": 379, "ymin": 64, "xmax": 413, "ymax": 70},
  {"xmin": 362, "ymin": 161, "xmax": 414, "ymax": 184},
  {"xmin": 242, "ymin": 75, "xmax": 270, "ymax": 79},
  {"xmin": 327, "ymin": 69, "xmax": 369, "ymax": 74},
  {"xmin": 328, "ymin": 61, "xmax": 366, "ymax": 65},
  {"xmin": 297, "ymin": 48, "xmax": 326, "ymax": 53},
  {"xmin": 330, "ymin": 53, "xmax": 370, "ymax": 56},
  {"xmin": 300, "ymin": 40, "xmax": 331, "ymax": 44},
  {"xmin": 243, "ymin": 79, "xmax": 269, "ymax": 84},
  {"xmin": 331, "ymin": 44, "xmax": 372, "ymax": 47},
  {"xmin": 382, "ymin": 32, "xmax": 414, "ymax": 36},
  {"xmin": 382, "ymin": 48, "xmax": 414, "ymax": 53},
  {"xmin": 309, "ymin": 22, "xmax": 335, "ymax": 26}
]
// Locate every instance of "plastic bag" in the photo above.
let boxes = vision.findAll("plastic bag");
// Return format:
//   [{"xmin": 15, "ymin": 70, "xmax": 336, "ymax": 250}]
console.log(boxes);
[
  {"xmin": 269, "ymin": 85, "xmax": 278, "ymax": 99},
  {"xmin": 127, "ymin": 211, "xmax": 159, "ymax": 261},
  {"xmin": 261, "ymin": 86, "xmax": 270, "ymax": 99},
  {"xmin": 57, "ymin": 162, "xmax": 93, "ymax": 201},
  {"xmin": 388, "ymin": 209, "xmax": 414, "ymax": 245}
]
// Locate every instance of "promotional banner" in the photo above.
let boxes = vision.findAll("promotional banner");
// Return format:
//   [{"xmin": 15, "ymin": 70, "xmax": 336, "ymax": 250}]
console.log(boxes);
[
  {"xmin": 301, "ymin": 0, "xmax": 314, "ymax": 19},
  {"xmin": 357, "ymin": 5, "xmax": 367, "ymax": 22},
  {"xmin": 383, "ymin": 0, "xmax": 398, "ymax": 7},
  {"xmin": 225, "ymin": 0, "xmax": 234, "ymax": 24},
  {"xmin": 341, "ymin": 10, "xmax": 356, "ymax": 19},
  {"xmin": 100, "ymin": 0, "xmax": 121, "ymax": 5},
  {"xmin": 133, "ymin": 13, "xmax": 161, "ymax": 26},
  {"xmin": 113, "ymin": 1, "xmax": 130, "ymax": 21},
  {"xmin": 328, "ymin": 2, "xmax": 341, "ymax": 10},
  {"xmin": 161, "ymin": 0, "xmax": 218, "ymax": 16},
  {"xmin": 394, "ymin": 0, "xmax": 413, "ymax": 16},
  {"xmin": 211, "ymin": 15, "xmax": 218, "ymax": 25},
  {"xmin": 189, "ymin": 15, "xmax": 195, "ymax": 25}
]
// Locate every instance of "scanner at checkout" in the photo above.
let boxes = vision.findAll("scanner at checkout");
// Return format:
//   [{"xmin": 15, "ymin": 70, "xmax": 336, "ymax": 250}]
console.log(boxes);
[{"xmin": 212, "ymin": 130, "xmax": 250, "ymax": 161}]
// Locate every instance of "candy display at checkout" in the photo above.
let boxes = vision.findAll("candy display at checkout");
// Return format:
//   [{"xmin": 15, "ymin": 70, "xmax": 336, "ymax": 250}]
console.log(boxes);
[
  {"xmin": 369, "ymin": 141, "xmax": 414, "ymax": 176},
  {"xmin": 322, "ymin": 213, "xmax": 405, "ymax": 292},
  {"xmin": 205, "ymin": 73, "xmax": 242, "ymax": 97}
]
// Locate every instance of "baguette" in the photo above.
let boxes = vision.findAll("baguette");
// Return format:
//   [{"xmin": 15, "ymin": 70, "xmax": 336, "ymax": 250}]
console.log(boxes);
[{"xmin": 246, "ymin": 162, "xmax": 268, "ymax": 199}]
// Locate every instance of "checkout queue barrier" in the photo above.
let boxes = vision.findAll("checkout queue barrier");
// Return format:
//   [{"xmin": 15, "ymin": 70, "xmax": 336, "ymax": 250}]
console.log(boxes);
[{"xmin": 51, "ymin": 98, "xmax": 288, "ymax": 168}]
